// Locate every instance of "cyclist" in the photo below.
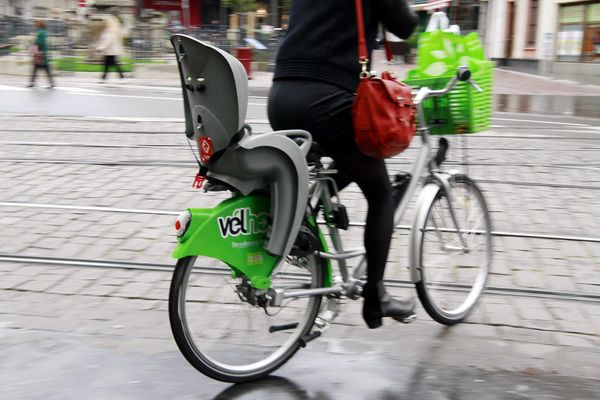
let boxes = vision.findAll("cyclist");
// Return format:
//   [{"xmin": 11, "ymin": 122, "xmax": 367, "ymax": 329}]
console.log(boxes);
[{"xmin": 268, "ymin": 0, "xmax": 418, "ymax": 329}]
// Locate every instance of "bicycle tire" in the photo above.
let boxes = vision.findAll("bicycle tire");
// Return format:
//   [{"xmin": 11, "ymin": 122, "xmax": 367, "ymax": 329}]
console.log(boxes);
[
  {"xmin": 169, "ymin": 225, "xmax": 326, "ymax": 383},
  {"xmin": 414, "ymin": 174, "xmax": 492, "ymax": 325}
]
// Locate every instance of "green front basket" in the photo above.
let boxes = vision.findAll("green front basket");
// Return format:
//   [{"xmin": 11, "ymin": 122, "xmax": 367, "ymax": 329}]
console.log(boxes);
[{"xmin": 404, "ymin": 60, "xmax": 495, "ymax": 135}]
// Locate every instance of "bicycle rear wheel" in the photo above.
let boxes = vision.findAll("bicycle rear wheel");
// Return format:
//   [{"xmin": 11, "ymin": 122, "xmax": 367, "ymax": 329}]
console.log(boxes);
[
  {"xmin": 169, "ymin": 247, "xmax": 325, "ymax": 383},
  {"xmin": 414, "ymin": 174, "xmax": 492, "ymax": 325}
]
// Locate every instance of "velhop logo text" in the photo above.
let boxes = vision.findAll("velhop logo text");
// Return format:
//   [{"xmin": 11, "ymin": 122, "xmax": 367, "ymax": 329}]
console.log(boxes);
[{"xmin": 217, "ymin": 208, "xmax": 269, "ymax": 238}]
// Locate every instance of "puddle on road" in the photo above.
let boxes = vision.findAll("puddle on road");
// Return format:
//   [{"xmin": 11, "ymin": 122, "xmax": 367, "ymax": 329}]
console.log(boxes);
[{"xmin": 494, "ymin": 94, "xmax": 600, "ymax": 119}]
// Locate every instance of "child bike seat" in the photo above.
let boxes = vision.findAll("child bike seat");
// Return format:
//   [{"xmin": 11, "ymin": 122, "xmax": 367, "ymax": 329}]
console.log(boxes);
[{"xmin": 171, "ymin": 34, "xmax": 311, "ymax": 257}]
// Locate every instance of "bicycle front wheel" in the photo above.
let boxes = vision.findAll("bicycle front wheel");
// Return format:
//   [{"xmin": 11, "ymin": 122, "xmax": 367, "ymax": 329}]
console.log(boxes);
[
  {"xmin": 414, "ymin": 174, "xmax": 492, "ymax": 325},
  {"xmin": 169, "ymin": 250, "xmax": 325, "ymax": 383}
]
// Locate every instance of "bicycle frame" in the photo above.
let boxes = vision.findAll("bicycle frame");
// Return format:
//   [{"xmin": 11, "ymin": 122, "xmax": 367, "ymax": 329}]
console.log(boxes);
[
  {"xmin": 292, "ymin": 128, "xmax": 432, "ymax": 301},
  {"xmin": 276, "ymin": 74, "xmax": 475, "ymax": 303}
]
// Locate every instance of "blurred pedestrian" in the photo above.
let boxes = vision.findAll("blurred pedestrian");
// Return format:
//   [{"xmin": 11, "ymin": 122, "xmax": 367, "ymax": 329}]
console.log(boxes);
[
  {"xmin": 426, "ymin": 8, "xmax": 449, "ymax": 31},
  {"xmin": 96, "ymin": 15, "xmax": 125, "ymax": 83},
  {"xmin": 384, "ymin": 30, "xmax": 404, "ymax": 64},
  {"xmin": 28, "ymin": 20, "xmax": 55, "ymax": 89}
]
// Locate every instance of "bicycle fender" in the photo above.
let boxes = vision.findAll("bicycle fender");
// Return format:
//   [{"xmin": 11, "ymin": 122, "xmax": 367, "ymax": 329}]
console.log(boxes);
[
  {"xmin": 409, "ymin": 182, "xmax": 441, "ymax": 283},
  {"xmin": 172, "ymin": 194, "xmax": 281, "ymax": 289}
]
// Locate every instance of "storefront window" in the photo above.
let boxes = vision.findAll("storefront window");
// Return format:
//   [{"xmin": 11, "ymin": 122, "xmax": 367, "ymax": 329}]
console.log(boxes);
[
  {"xmin": 557, "ymin": 24, "xmax": 584, "ymax": 61},
  {"xmin": 586, "ymin": 3, "xmax": 600, "ymax": 21},
  {"xmin": 582, "ymin": 25, "xmax": 600, "ymax": 62},
  {"xmin": 527, "ymin": 0, "xmax": 539, "ymax": 47},
  {"xmin": 448, "ymin": 0, "xmax": 479, "ymax": 32},
  {"xmin": 558, "ymin": 2, "xmax": 600, "ymax": 62},
  {"xmin": 560, "ymin": 4, "xmax": 585, "ymax": 24}
]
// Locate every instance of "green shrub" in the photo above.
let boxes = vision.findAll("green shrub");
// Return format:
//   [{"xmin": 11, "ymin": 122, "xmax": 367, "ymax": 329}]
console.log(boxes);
[{"xmin": 52, "ymin": 57, "xmax": 165, "ymax": 72}]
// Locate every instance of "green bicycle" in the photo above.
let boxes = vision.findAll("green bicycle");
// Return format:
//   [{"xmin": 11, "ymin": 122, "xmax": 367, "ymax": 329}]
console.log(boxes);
[{"xmin": 168, "ymin": 35, "xmax": 492, "ymax": 383}]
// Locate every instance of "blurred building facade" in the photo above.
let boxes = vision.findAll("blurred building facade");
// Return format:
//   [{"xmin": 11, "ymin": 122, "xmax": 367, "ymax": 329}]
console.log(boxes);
[
  {"xmin": 411, "ymin": 0, "xmax": 487, "ymax": 35},
  {"xmin": 7, "ymin": 1, "xmax": 598, "ymax": 85},
  {"xmin": 486, "ymin": 0, "xmax": 600, "ymax": 84},
  {"xmin": 0, "ymin": 0, "xmax": 134, "ymax": 18},
  {"xmin": 138, "ymin": 1, "xmax": 276, "ymax": 27}
]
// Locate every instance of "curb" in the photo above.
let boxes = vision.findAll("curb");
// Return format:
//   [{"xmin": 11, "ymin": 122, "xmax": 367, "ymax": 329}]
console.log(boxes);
[{"xmin": 496, "ymin": 67, "xmax": 600, "ymax": 91}]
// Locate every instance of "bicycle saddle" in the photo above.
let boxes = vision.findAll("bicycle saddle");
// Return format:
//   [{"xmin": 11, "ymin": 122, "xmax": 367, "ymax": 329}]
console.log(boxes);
[{"xmin": 171, "ymin": 34, "xmax": 311, "ymax": 258}]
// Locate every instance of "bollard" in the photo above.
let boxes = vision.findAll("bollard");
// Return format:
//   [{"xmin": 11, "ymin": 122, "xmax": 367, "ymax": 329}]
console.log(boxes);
[{"xmin": 236, "ymin": 47, "xmax": 253, "ymax": 79}]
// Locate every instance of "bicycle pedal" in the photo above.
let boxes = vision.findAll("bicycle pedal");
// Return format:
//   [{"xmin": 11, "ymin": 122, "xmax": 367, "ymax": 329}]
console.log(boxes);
[{"xmin": 314, "ymin": 296, "xmax": 341, "ymax": 332}]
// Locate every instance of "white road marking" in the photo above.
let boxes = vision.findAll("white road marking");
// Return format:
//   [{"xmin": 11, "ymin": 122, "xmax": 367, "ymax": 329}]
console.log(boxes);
[
  {"xmin": 548, "ymin": 128, "xmax": 600, "ymax": 134},
  {"xmin": 492, "ymin": 117, "xmax": 589, "ymax": 127},
  {"xmin": 61, "ymin": 91, "xmax": 265, "ymax": 105},
  {"xmin": 0, "ymin": 140, "xmax": 185, "ymax": 148},
  {"xmin": 106, "ymin": 84, "xmax": 181, "ymax": 92},
  {"xmin": 0, "ymin": 82, "xmax": 267, "ymax": 105},
  {"xmin": 65, "ymin": 92, "xmax": 181, "ymax": 101},
  {"xmin": 54, "ymin": 86, "xmax": 101, "ymax": 93},
  {"xmin": 476, "ymin": 131, "xmax": 550, "ymax": 138},
  {"xmin": 9, "ymin": 115, "xmax": 269, "ymax": 124},
  {"xmin": 70, "ymin": 116, "xmax": 185, "ymax": 122},
  {"xmin": 0, "ymin": 84, "xmax": 28, "ymax": 91}
]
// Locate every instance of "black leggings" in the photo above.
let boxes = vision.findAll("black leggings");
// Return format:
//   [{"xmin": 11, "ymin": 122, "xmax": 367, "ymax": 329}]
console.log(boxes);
[
  {"xmin": 30, "ymin": 63, "xmax": 54, "ymax": 86},
  {"xmin": 102, "ymin": 55, "xmax": 124, "ymax": 79},
  {"xmin": 268, "ymin": 79, "xmax": 394, "ymax": 289}
]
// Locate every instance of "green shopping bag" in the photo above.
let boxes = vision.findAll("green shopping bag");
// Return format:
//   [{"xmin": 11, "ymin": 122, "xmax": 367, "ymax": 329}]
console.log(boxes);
[
  {"xmin": 404, "ymin": 30, "xmax": 495, "ymax": 135},
  {"xmin": 415, "ymin": 31, "xmax": 486, "ymax": 77}
]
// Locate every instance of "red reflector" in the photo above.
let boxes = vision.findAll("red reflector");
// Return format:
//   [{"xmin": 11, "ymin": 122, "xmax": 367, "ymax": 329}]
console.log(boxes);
[
  {"xmin": 198, "ymin": 136, "xmax": 213, "ymax": 164},
  {"xmin": 175, "ymin": 220, "xmax": 181, "ymax": 230}
]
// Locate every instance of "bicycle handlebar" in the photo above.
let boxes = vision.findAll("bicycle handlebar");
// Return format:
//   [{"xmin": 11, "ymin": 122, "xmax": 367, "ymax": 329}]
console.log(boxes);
[{"xmin": 414, "ymin": 66, "xmax": 483, "ymax": 105}]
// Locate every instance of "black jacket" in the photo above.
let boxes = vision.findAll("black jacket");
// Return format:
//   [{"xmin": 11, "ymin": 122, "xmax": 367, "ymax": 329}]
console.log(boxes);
[{"xmin": 273, "ymin": 0, "xmax": 417, "ymax": 92}]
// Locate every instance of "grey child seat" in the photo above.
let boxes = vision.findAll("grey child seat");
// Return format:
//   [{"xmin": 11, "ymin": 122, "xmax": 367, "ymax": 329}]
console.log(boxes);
[{"xmin": 171, "ymin": 34, "xmax": 311, "ymax": 258}]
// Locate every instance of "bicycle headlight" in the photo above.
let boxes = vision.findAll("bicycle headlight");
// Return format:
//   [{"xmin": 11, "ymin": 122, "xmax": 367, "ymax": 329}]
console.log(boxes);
[{"xmin": 175, "ymin": 211, "xmax": 191, "ymax": 237}]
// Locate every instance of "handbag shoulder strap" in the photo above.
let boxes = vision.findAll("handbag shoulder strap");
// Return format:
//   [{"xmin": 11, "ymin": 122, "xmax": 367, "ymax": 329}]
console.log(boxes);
[
  {"xmin": 355, "ymin": 0, "xmax": 368, "ymax": 63},
  {"xmin": 354, "ymin": 0, "xmax": 370, "ymax": 78}
]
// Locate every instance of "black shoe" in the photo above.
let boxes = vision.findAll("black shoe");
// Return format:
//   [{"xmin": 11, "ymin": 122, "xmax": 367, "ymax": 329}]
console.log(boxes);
[
  {"xmin": 362, "ymin": 282, "xmax": 416, "ymax": 329},
  {"xmin": 27, "ymin": 83, "xmax": 34, "ymax": 88}
]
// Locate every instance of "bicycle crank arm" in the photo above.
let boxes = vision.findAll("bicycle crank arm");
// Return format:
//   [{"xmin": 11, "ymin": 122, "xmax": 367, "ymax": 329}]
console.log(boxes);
[{"xmin": 271, "ymin": 285, "xmax": 345, "ymax": 306}]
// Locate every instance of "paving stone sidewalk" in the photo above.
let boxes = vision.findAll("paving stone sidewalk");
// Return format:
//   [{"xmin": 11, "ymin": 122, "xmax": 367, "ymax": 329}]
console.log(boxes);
[
  {"xmin": 0, "ymin": 114, "xmax": 599, "ymax": 346},
  {"xmin": 2, "ymin": 56, "xmax": 600, "ymax": 396}
]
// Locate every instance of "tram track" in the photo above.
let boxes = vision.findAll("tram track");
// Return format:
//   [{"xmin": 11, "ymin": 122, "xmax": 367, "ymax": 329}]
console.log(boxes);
[
  {"xmin": 2, "ymin": 156, "xmax": 600, "ymax": 171},
  {"xmin": 1, "ymin": 158, "xmax": 599, "ymax": 190},
  {"xmin": 1, "ymin": 253, "xmax": 598, "ymax": 304},
  {"xmin": 1, "ymin": 201, "xmax": 599, "ymax": 243},
  {"xmin": 0, "ymin": 140, "xmax": 189, "ymax": 149},
  {"xmin": 0, "ymin": 129, "xmax": 181, "ymax": 135},
  {"xmin": 1, "ymin": 139, "xmax": 600, "ymax": 152},
  {"xmin": 3, "ymin": 127, "xmax": 600, "ymax": 141},
  {"xmin": 0, "ymin": 157, "xmax": 193, "ymax": 167}
]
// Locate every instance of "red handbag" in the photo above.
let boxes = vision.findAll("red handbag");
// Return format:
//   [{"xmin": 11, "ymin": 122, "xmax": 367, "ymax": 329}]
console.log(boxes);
[{"xmin": 352, "ymin": 0, "xmax": 416, "ymax": 159}]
